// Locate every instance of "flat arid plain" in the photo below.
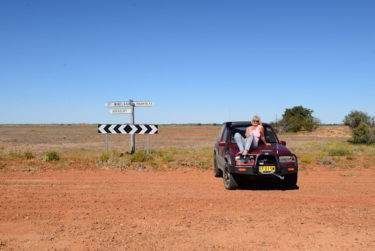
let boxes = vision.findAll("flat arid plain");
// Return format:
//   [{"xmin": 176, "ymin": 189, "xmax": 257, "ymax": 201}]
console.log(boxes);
[{"xmin": 0, "ymin": 124, "xmax": 374, "ymax": 250}]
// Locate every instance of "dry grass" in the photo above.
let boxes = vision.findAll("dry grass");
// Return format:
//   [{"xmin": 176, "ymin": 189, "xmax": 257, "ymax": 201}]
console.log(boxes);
[{"xmin": 0, "ymin": 124, "xmax": 374, "ymax": 173}]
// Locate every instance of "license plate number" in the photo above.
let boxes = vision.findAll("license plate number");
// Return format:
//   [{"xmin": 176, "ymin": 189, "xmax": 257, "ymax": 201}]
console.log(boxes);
[{"xmin": 259, "ymin": 166, "xmax": 275, "ymax": 173}]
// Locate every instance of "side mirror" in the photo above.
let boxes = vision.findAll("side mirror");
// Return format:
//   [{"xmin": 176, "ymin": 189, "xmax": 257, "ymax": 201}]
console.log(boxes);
[
  {"xmin": 280, "ymin": 140, "xmax": 286, "ymax": 146},
  {"xmin": 218, "ymin": 141, "xmax": 226, "ymax": 147}
]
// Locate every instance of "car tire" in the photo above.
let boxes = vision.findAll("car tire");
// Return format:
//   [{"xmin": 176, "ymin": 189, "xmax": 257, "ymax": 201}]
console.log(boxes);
[
  {"xmin": 283, "ymin": 173, "xmax": 297, "ymax": 189},
  {"xmin": 213, "ymin": 153, "xmax": 223, "ymax": 177},
  {"xmin": 223, "ymin": 165, "xmax": 238, "ymax": 190}
]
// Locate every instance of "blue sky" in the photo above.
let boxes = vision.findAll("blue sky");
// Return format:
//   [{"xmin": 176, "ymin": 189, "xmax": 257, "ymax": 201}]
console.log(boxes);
[{"xmin": 1, "ymin": 0, "xmax": 374, "ymax": 124}]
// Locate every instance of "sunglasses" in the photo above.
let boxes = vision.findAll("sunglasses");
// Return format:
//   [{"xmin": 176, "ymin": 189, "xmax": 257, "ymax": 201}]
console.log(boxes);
[{"xmin": 253, "ymin": 120, "xmax": 259, "ymax": 123}]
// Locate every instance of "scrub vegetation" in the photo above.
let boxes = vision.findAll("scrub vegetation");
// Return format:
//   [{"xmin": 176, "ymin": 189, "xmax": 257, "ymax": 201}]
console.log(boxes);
[
  {"xmin": 271, "ymin": 105, "xmax": 320, "ymax": 133},
  {"xmin": 0, "ymin": 124, "xmax": 374, "ymax": 173},
  {"xmin": 344, "ymin": 110, "xmax": 375, "ymax": 145}
]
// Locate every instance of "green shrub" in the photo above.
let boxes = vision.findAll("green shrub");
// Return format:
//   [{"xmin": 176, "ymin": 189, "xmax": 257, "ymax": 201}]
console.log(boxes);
[
  {"xmin": 44, "ymin": 151, "xmax": 60, "ymax": 161},
  {"xmin": 351, "ymin": 122, "xmax": 375, "ymax": 145},
  {"xmin": 99, "ymin": 152, "xmax": 110, "ymax": 163},
  {"xmin": 149, "ymin": 161, "xmax": 158, "ymax": 170},
  {"xmin": 9, "ymin": 152, "xmax": 24, "ymax": 158},
  {"xmin": 328, "ymin": 148, "xmax": 352, "ymax": 156},
  {"xmin": 300, "ymin": 155, "xmax": 313, "ymax": 164},
  {"xmin": 24, "ymin": 151, "xmax": 35, "ymax": 159},
  {"xmin": 343, "ymin": 111, "xmax": 373, "ymax": 129},
  {"xmin": 129, "ymin": 151, "xmax": 153, "ymax": 162},
  {"xmin": 161, "ymin": 153, "xmax": 175, "ymax": 163},
  {"xmin": 277, "ymin": 106, "xmax": 320, "ymax": 132},
  {"xmin": 9, "ymin": 151, "xmax": 35, "ymax": 159}
]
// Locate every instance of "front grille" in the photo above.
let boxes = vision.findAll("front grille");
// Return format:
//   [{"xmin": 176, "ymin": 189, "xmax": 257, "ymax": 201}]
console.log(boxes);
[{"xmin": 256, "ymin": 155, "xmax": 277, "ymax": 166}]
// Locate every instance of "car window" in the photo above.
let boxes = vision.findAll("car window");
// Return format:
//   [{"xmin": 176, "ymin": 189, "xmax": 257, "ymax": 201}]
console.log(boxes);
[
  {"xmin": 230, "ymin": 125, "xmax": 247, "ymax": 143},
  {"xmin": 217, "ymin": 125, "xmax": 225, "ymax": 141},
  {"xmin": 221, "ymin": 127, "xmax": 228, "ymax": 142},
  {"xmin": 264, "ymin": 125, "xmax": 278, "ymax": 143}
]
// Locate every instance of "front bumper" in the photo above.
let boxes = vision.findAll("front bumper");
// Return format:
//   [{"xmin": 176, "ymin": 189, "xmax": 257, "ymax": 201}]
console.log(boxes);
[
  {"xmin": 230, "ymin": 164, "xmax": 298, "ymax": 175},
  {"xmin": 229, "ymin": 153, "xmax": 298, "ymax": 176}
]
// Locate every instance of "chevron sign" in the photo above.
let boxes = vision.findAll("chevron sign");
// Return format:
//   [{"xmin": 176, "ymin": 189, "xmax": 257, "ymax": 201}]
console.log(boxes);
[{"xmin": 98, "ymin": 124, "xmax": 158, "ymax": 134}]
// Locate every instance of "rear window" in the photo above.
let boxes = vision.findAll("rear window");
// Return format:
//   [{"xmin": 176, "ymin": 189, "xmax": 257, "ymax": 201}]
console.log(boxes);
[{"xmin": 230, "ymin": 124, "xmax": 278, "ymax": 144}]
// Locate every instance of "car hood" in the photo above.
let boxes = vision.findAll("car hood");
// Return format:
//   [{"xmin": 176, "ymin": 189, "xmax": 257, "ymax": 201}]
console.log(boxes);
[
  {"xmin": 250, "ymin": 143, "xmax": 292, "ymax": 155},
  {"xmin": 227, "ymin": 143, "xmax": 293, "ymax": 161}
]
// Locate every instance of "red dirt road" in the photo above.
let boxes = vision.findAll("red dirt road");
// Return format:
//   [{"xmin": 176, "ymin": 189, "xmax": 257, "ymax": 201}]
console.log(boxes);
[{"xmin": 1, "ymin": 169, "xmax": 374, "ymax": 250}]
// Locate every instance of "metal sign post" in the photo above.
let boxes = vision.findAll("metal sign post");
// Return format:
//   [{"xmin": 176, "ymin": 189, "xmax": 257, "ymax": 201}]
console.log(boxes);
[
  {"xmin": 104, "ymin": 100, "xmax": 154, "ymax": 154},
  {"xmin": 146, "ymin": 134, "xmax": 150, "ymax": 153},
  {"xmin": 105, "ymin": 134, "xmax": 109, "ymax": 152},
  {"xmin": 130, "ymin": 101, "xmax": 135, "ymax": 154}
]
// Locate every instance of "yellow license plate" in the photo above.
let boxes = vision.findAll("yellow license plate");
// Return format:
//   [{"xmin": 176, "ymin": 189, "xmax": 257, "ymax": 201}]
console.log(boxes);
[{"xmin": 259, "ymin": 166, "xmax": 275, "ymax": 173}]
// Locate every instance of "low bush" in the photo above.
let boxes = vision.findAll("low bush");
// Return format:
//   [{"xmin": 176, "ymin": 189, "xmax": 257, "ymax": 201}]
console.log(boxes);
[
  {"xmin": 99, "ymin": 152, "xmax": 110, "ymax": 163},
  {"xmin": 24, "ymin": 151, "xmax": 35, "ymax": 159},
  {"xmin": 316, "ymin": 157, "xmax": 334, "ymax": 165},
  {"xmin": 128, "ymin": 151, "xmax": 153, "ymax": 162},
  {"xmin": 328, "ymin": 148, "xmax": 352, "ymax": 156},
  {"xmin": 300, "ymin": 155, "xmax": 313, "ymax": 164},
  {"xmin": 98, "ymin": 151, "xmax": 130, "ymax": 170},
  {"xmin": 350, "ymin": 122, "xmax": 375, "ymax": 145},
  {"xmin": 44, "ymin": 151, "xmax": 60, "ymax": 161},
  {"xmin": 8, "ymin": 151, "xmax": 35, "ymax": 159},
  {"xmin": 9, "ymin": 152, "xmax": 24, "ymax": 158},
  {"xmin": 161, "ymin": 153, "xmax": 175, "ymax": 163}
]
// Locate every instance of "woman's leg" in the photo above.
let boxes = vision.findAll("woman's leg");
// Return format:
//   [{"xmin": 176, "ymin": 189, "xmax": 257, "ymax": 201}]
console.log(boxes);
[
  {"xmin": 244, "ymin": 133, "xmax": 254, "ymax": 151},
  {"xmin": 251, "ymin": 137, "xmax": 258, "ymax": 149},
  {"xmin": 234, "ymin": 133, "xmax": 245, "ymax": 153},
  {"xmin": 243, "ymin": 132, "xmax": 259, "ymax": 155}
]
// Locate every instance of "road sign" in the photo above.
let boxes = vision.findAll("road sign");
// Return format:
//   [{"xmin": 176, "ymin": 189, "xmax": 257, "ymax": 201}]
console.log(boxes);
[
  {"xmin": 98, "ymin": 124, "xmax": 158, "ymax": 134},
  {"xmin": 104, "ymin": 99, "xmax": 155, "ymax": 154},
  {"xmin": 110, "ymin": 109, "xmax": 132, "ymax": 114},
  {"xmin": 105, "ymin": 101, "xmax": 154, "ymax": 107}
]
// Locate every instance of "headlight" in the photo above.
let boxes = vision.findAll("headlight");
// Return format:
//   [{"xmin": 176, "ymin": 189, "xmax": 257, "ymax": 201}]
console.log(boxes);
[{"xmin": 279, "ymin": 156, "xmax": 296, "ymax": 163}]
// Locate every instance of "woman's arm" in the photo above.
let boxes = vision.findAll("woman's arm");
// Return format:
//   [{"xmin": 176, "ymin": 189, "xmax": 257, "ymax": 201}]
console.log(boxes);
[{"xmin": 260, "ymin": 126, "xmax": 271, "ymax": 145}]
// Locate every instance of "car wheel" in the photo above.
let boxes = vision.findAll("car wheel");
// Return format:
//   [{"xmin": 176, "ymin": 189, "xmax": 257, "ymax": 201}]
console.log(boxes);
[
  {"xmin": 213, "ymin": 153, "xmax": 223, "ymax": 177},
  {"xmin": 223, "ymin": 165, "xmax": 238, "ymax": 190},
  {"xmin": 283, "ymin": 173, "xmax": 297, "ymax": 189}
]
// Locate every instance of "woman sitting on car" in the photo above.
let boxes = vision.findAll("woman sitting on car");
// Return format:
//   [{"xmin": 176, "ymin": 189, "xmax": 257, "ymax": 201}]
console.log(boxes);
[{"xmin": 234, "ymin": 115, "xmax": 271, "ymax": 156}]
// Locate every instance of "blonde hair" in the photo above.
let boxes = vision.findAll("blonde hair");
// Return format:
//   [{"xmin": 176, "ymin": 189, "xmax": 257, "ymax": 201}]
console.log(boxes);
[{"xmin": 252, "ymin": 115, "xmax": 262, "ymax": 125}]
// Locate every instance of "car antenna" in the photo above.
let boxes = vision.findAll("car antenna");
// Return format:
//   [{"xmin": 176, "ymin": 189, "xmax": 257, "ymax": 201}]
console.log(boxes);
[{"xmin": 276, "ymin": 114, "xmax": 279, "ymax": 155}]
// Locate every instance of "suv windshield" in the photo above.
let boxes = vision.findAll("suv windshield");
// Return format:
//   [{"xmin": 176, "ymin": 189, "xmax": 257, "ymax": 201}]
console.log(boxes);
[{"xmin": 230, "ymin": 124, "xmax": 278, "ymax": 144}]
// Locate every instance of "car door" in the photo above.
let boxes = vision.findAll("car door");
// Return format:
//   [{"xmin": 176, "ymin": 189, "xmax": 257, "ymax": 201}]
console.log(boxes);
[{"xmin": 217, "ymin": 126, "xmax": 229, "ymax": 168}]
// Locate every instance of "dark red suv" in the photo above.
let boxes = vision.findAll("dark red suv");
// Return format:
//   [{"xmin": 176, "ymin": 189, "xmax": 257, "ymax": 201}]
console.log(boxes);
[{"xmin": 214, "ymin": 121, "xmax": 298, "ymax": 190}]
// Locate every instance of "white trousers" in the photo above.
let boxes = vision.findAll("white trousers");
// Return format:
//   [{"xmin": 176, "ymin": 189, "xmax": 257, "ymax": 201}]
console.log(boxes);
[{"xmin": 234, "ymin": 132, "xmax": 258, "ymax": 152}]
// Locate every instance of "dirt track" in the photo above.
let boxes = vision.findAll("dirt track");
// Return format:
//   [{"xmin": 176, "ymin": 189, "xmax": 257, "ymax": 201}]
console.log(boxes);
[{"xmin": 1, "ymin": 169, "xmax": 374, "ymax": 250}]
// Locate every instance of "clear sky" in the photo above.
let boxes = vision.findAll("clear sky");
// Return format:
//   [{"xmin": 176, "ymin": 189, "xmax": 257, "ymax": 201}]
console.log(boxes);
[{"xmin": 1, "ymin": 0, "xmax": 374, "ymax": 124}]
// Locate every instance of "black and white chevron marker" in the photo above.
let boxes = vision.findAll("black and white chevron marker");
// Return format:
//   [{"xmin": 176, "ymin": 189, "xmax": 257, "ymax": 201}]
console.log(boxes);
[{"xmin": 98, "ymin": 124, "xmax": 158, "ymax": 134}]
